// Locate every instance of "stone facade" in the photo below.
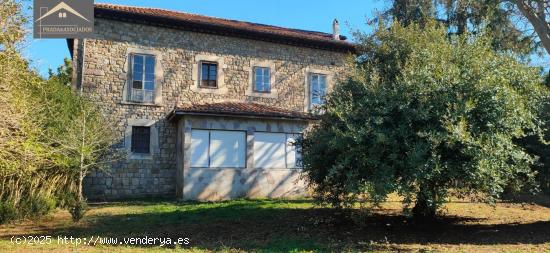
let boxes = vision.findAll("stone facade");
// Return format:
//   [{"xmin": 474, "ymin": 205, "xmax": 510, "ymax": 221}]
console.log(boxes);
[{"xmin": 76, "ymin": 18, "xmax": 349, "ymax": 200}]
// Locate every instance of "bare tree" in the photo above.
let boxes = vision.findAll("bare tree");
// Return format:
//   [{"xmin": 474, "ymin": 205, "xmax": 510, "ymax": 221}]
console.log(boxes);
[{"xmin": 47, "ymin": 96, "xmax": 120, "ymax": 221}]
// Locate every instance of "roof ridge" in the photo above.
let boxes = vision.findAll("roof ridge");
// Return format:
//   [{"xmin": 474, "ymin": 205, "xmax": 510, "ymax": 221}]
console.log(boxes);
[
  {"xmin": 94, "ymin": 3, "xmax": 335, "ymax": 38},
  {"xmin": 95, "ymin": 3, "xmax": 235, "ymax": 22}
]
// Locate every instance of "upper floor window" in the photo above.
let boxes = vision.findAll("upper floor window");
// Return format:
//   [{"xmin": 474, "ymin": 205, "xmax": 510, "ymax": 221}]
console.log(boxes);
[
  {"xmin": 310, "ymin": 73, "xmax": 327, "ymax": 107},
  {"xmin": 130, "ymin": 54, "xmax": 155, "ymax": 103},
  {"xmin": 253, "ymin": 67, "xmax": 270, "ymax": 93},
  {"xmin": 131, "ymin": 126, "xmax": 151, "ymax": 154},
  {"xmin": 200, "ymin": 61, "xmax": 218, "ymax": 88}
]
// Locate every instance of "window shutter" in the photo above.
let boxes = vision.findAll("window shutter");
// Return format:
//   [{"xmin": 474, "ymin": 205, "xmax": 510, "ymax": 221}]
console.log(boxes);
[
  {"xmin": 254, "ymin": 132, "xmax": 287, "ymax": 169},
  {"xmin": 128, "ymin": 53, "xmax": 134, "ymax": 101}
]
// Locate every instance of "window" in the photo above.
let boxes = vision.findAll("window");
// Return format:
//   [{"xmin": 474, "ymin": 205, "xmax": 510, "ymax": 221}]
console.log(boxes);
[
  {"xmin": 254, "ymin": 133, "xmax": 285, "ymax": 168},
  {"xmin": 190, "ymin": 130, "xmax": 246, "ymax": 168},
  {"xmin": 131, "ymin": 126, "xmax": 151, "ymax": 154},
  {"xmin": 253, "ymin": 67, "xmax": 270, "ymax": 92},
  {"xmin": 210, "ymin": 131, "xmax": 246, "ymax": 167},
  {"xmin": 286, "ymin": 134, "xmax": 303, "ymax": 168},
  {"xmin": 200, "ymin": 62, "xmax": 218, "ymax": 88},
  {"xmin": 190, "ymin": 130, "xmax": 209, "ymax": 167},
  {"xmin": 310, "ymin": 74, "xmax": 327, "ymax": 107},
  {"xmin": 130, "ymin": 54, "xmax": 155, "ymax": 103},
  {"xmin": 253, "ymin": 132, "xmax": 302, "ymax": 169}
]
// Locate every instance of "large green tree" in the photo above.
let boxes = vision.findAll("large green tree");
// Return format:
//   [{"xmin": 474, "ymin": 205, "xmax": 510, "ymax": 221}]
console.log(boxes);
[
  {"xmin": 511, "ymin": 0, "xmax": 549, "ymax": 55},
  {"xmin": 383, "ymin": 0, "xmax": 545, "ymax": 55},
  {"xmin": 302, "ymin": 21, "xmax": 548, "ymax": 217}
]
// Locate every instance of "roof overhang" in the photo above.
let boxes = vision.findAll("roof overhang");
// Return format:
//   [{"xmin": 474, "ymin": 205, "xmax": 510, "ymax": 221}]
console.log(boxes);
[
  {"xmin": 166, "ymin": 102, "xmax": 320, "ymax": 122},
  {"xmin": 167, "ymin": 110, "xmax": 320, "ymax": 122}
]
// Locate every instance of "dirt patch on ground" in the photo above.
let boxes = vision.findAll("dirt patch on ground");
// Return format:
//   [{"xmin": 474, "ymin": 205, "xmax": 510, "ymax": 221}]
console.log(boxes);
[{"xmin": 0, "ymin": 198, "xmax": 549, "ymax": 252}]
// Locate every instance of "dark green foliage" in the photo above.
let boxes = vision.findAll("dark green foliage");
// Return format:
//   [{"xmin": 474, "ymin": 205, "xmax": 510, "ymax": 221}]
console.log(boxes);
[
  {"xmin": 515, "ymin": 69, "xmax": 550, "ymax": 194},
  {"xmin": 387, "ymin": 0, "xmax": 435, "ymax": 26},
  {"xmin": 302, "ymin": 21, "xmax": 548, "ymax": 217},
  {"xmin": 516, "ymin": 91, "xmax": 550, "ymax": 195},
  {"xmin": 61, "ymin": 191, "xmax": 87, "ymax": 222},
  {"xmin": 383, "ymin": 0, "xmax": 537, "ymax": 55},
  {"xmin": 0, "ymin": 201, "xmax": 18, "ymax": 224},
  {"xmin": 20, "ymin": 196, "xmax": 57, "ymax": 218},
  {"xmin": 0, "ymin": 196, "xmax": 56, "ymax": 223},
  {"xmin": 518, "ymin": 135, "xmax": 550, "ymax": 194},
  {"xmin": 48, "ymin": 57, "xmax": 73, "ymax": 87},
  {"xmin": 69, "ymin": 200, "xmax": 87, "ymax": 222}
]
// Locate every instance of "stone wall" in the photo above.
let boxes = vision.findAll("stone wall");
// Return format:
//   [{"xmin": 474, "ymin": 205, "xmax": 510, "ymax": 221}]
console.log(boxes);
[{"xmin": 79, "ymin": 18, "xmax": 349, "ymax": 200}]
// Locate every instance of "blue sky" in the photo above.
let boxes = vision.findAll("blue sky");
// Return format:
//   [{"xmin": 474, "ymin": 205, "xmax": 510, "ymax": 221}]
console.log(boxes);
[
  {"xmin": 23, "ymin": 0, "xmax": 547, "ymax": 76},
  {"xmin": 23, "ymin": 0, "xmax": 386, "ymax": 76}
]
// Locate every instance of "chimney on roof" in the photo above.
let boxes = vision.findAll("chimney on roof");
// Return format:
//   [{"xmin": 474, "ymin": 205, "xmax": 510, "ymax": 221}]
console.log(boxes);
[{"xmin": 332, "ymin": 19, "xmax": 340, "ymax": 40}]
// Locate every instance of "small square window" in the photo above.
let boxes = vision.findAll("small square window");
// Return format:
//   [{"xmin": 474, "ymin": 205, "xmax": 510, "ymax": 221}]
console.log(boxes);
[
  {"xmin": 253, "ymin": 67, "xmax": 270, "ymax": 92},
  {"xmin": 200, "ymin": 62, "xmax": 218, "ymax": 88},
  {"xmin": 131, "ymin": 126, "xmax": 150, "ymax": 154}
]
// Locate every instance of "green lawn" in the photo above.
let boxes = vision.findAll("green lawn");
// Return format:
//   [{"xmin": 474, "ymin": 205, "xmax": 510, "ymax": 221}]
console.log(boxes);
[{"xmin": 0, "ymin": 198, "xmax": 549, "ymax": 252}]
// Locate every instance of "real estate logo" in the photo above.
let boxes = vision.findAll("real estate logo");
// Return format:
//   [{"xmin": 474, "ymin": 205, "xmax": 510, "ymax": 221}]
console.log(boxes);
[{"xmin": 33, "ymin": 0, "xmax": 93, "ymax": 38}]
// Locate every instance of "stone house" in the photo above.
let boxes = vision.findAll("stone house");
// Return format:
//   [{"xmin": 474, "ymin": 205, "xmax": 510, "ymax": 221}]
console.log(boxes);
[{"xmin": 69, "ymin": 4, "xmax": 354, "ymax": 201}]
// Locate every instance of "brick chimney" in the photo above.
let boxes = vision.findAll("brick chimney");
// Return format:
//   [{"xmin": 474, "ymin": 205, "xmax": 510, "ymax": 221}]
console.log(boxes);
[{"xmin": 332, "ymin": 19, "xmax": 340, "ymax": 40}]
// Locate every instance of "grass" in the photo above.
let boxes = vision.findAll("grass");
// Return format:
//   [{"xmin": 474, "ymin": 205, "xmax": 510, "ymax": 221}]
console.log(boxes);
[{"xmin": 0, "ymin": 196, "xmax": 549, "ymax": 252}]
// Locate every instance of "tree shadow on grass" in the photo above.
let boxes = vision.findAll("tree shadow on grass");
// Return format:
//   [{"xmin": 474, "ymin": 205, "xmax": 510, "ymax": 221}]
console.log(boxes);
[
  {"xmin": 501, "ymin": 193, "xmax": 550, "ymax": 208},
  {"xmin": 1, "ymin": 200, "xmax": 549, "ymax": 252}
]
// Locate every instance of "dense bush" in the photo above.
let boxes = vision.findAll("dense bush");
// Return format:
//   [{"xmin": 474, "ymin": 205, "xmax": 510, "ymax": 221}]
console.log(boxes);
[
  {"xmin": 0, "ymin": 202, "xmax": 18, "ymax": 224},
  {"xmin": 302, "ymin": 21, "xmax": 549, "ymax": 217},
  {"xmin": 20, "ymin": 196, "xmax": 57, "ymax": 219},
  {"xmin": 69, "ymin": 200, "xmax": 88, "ymax": 222},
  {"xmin": 0, "ymin": 197, "xmax": 57, "ymax": 223},
  {"xmin": 515, "ymin": 71, "xmax": 550, "ymax": 195},
  {"xmin": 516, "ymin": 101, "xmax": 550, "ymax": 195}
]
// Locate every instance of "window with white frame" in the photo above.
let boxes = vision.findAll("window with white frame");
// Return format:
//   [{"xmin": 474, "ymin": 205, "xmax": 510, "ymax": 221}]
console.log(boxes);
[
  {"xmin": 190, "ymin": 130, "xmax": 246, "ymax": 168},
  {"xmin": 130, "ymin": 54, "xmax": 155, "ymax": 103},
  {"xmin": 253, "ymin": 67, "xmax": 270, "ymax": 92},
  {"xmin": 310, "ymin": 73, "xmax": 327, "ymax": 107},
  {"xmin": 253, "ymin": 132, "xmax": 302, "ymax": 169}
]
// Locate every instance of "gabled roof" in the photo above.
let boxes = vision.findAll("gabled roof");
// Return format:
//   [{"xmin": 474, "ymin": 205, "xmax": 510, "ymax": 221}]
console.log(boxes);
[
  {"xmin": 94, "ymin": 3, "xmax": 355, "ymax": 52},
  {"xmin": 168, "ymin": 102, "xmax": 319, "ymax": 121}
]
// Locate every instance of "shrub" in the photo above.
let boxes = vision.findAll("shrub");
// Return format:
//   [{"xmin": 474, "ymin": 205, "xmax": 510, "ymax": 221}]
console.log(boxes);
[
  {"xmin": 0, "ymin": 201, "xmax": 18, "ymax": 223},
  {"xmin": 70, "ymin": 200, "xmax": 87, "ymax": 222},
  {"xmin": 302, "ymin": 21, "xmax": 548, "ymax": 217},
  {"xmin": 19, "ymin": 196, "xmax": 57, "ymax": 219}
]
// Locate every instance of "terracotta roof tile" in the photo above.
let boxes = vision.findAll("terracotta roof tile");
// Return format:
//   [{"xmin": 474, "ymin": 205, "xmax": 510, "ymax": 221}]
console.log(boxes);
[
  {"xmin": 170, "ymin": 102, "xmax": 318, "ymax": 120},
  {"xmin": 94, "ymin": 3, "xmax": 355, "ymax": 52}
]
